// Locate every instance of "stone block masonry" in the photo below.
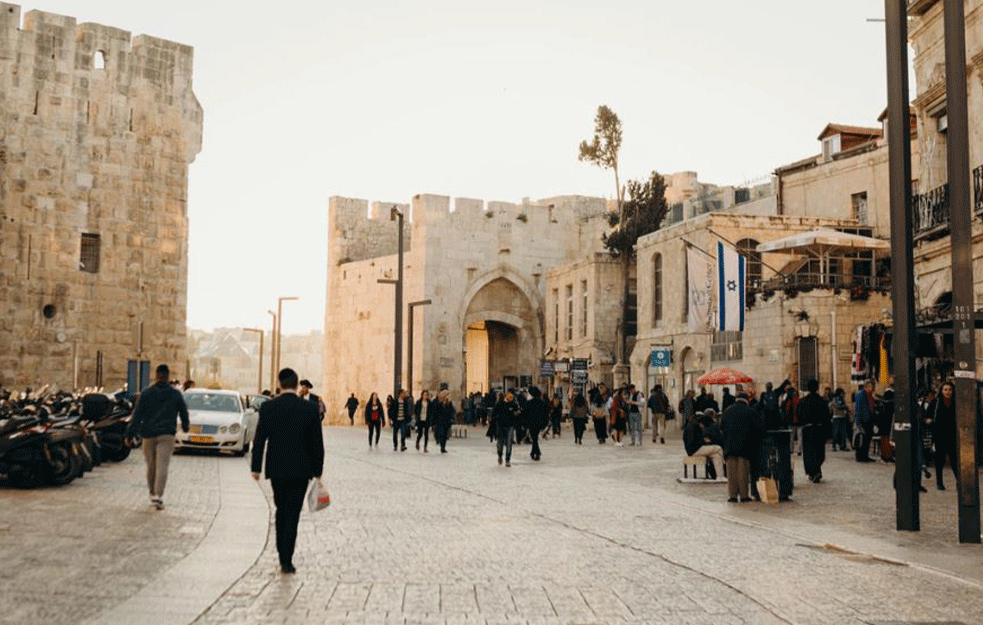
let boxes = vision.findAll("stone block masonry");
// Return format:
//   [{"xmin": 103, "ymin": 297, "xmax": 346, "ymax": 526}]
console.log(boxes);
[{"xmin": 0, "ymin": 4, "xmax": 202, "ymax": 389}]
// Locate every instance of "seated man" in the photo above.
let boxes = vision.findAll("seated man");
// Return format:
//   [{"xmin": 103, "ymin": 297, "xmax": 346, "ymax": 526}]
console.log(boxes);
[{"xmin": 684, "ymin": 412, "xmax": 725, "ymax": 480}]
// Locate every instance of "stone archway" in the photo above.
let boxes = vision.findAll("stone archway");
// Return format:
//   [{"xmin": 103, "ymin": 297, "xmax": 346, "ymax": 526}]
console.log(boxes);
[{"xmin": 462, "ymin": 277, "xmax": 542, "ymax": 394}]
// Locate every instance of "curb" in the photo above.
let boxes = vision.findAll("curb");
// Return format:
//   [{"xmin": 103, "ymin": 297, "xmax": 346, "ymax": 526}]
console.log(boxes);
[{"xmin": 84, "ymin": 458, "xmax": 270, "ymax": 625}]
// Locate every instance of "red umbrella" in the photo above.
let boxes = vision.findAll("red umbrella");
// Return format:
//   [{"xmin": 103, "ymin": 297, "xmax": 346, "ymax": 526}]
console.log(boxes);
[{"xmin": 697, "ymin": 368, "xmax": 754, "ymax": 386}]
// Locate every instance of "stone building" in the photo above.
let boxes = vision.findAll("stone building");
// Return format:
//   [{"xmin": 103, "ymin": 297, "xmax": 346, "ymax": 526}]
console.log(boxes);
[
  {"xmin": 905, "ymin": 0, "xmax": 983, "ymax": 379},
  {"xmin": 630, "ymin": 213, "xmax": 891, "ymax": 408},
  {"xmin": 0, "ymin": 5, "xmax": 202, "ymax": 389},
  {"xmin": 323, "ymin": 194, "xmax": 611, "ymax": 422}
]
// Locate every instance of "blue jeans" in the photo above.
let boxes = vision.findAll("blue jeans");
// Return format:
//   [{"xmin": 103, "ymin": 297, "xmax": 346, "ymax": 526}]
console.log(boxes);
[
  {"xmin": 831, "ymin": 417, "xmax": 849, "ymax": 449},
  {"xmin": 497, "ymin": 426, "xmax": 514, "ymax": 462},
  {"xmin": 629, "ymin": 412, "xmax": 643, "ymax": 444}
]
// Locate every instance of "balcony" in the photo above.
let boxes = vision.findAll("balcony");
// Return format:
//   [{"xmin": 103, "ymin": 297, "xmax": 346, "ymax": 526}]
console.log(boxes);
[
  {"xmin": 911, "ymin": 164, "xmax": 983, "ymax": 242},
  {"xmin": 747, "ymin": 272, "xmax": 890, "ymax": 308}
]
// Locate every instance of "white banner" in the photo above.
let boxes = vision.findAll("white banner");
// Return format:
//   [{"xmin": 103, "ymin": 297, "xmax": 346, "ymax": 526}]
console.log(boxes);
[
  {"xmin": 716, "ymin": 241, "xmax": 746, "ymax": 332},
  {"xmin": 687, "ymin": 246, "xmax": 714, "ymax": 333}
]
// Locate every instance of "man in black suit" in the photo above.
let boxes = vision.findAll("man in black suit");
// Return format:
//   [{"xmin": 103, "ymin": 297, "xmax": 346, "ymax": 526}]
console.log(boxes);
[
  {"xmin": 251, "ymin": 368, "xmax": 325, "ymax": 574},
  {"xmin": 299, "ymin": 379, "xmax": 326, "ymax": 422}
]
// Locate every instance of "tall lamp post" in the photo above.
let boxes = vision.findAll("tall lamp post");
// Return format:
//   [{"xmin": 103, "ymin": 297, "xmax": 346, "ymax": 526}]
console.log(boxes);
[
  {"xmin": 407, "ymin": 299, "xmax": 432, "ymax": 395},
  {"xmin": 376, "ymin": 206, "xmax": 405, "ymax": 401},
  {"xmin": 267, "ymin": 310, "xmax": 277, "ymax": 391},
  {"xmin": 243, "ymin": 327, "xmax": 264, "ymax": 394},
  {"xmin": 884, "ymin": 0, "xmax": 920, "ymax": 532},
  {"xmin": 275, "ymin": 296, "xmax": 299, "ymax": 379},
  {"xmin": 942, "ymin": 0, "xmax": 980, "ymax": 544}
]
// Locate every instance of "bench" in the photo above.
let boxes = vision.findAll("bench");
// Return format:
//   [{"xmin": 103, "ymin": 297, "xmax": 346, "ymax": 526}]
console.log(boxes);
[
  {"xmin": 450, "ymin": 426, "xmax": 468, "ymax": 439},
  {"xmin": 678, "ymin": 453, "xmax": 727, "ymax": 483}
]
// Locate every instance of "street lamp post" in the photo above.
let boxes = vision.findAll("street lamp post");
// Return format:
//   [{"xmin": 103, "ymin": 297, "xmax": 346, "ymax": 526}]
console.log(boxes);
[
  {"xmin": 267, "ymin": 310, "xmax": 277, "ymax": 391},
  {"xmin": 407, "ymin": 299, "xmax": 432, "ymax": 395},
  {"xmin": 243, "ymin": 327, "xmax": 264, "ymax": 394},
  {"xmin": 275, "ymin": 296, "xmax": 299, "ymax": 379},
  {"xmin": 884, "ymin": 0, "xmax": 920, "ymax": 532},
  {"xmin": 942, "ymin": 0, "xmax": 981, "ymax": 544}
]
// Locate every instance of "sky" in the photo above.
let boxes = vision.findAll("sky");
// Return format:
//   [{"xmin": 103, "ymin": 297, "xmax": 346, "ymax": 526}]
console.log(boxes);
[{"xmin": 30, "ymin": 0, "xmax": 899, "ymax": 333}]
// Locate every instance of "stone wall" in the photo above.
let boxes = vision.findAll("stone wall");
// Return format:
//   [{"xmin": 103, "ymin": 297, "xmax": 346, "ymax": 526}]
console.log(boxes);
[
  {"xmin": 0, "ymin": 4, "xmax": 202, "ymax": 389},
  {"xmin": 323, "ymin": 193, "xmax": 611, "ymax": 422}
]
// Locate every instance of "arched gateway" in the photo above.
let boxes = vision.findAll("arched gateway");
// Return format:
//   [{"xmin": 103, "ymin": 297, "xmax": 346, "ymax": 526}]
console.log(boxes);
[{"xmin": 460, "ymin": 271, "xmax": 543, "ymax": 395}]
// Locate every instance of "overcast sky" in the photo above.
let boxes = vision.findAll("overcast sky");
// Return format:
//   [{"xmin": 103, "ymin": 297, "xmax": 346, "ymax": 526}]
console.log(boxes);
[{"xmin": 33, "ymin": 1, "xmax": 898, "ymax": 333}]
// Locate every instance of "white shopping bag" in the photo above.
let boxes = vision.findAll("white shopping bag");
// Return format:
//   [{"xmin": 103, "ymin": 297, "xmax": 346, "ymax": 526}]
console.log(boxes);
[{"xmin": 307, "ymin": 479, "xmax": 331, "ymax": 512}]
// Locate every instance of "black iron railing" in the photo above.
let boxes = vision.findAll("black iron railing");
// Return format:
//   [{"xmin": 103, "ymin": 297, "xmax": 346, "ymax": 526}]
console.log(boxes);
[
  {"xmin": 749, "ymin": 273, "xmax": 890, "ymax": 296},
  {"xmin": 912, "ymin": 163, "xmax": 983, "ymax": 241}
]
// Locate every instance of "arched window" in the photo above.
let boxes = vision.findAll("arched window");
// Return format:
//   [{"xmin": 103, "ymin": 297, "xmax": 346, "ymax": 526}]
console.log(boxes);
[
  {"xmin": 652, "ymin": 253, "xmax": 663, "ymax": 326},
  {"xmin": 736, "ymin": 238, "xmax": 762, "ymax": 288}
]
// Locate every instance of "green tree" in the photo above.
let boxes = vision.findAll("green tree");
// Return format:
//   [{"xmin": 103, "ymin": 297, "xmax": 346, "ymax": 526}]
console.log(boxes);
[
  {"xmin": 603, "ymin": 171, "xmax": 669, "ymax": 258},
  {"xmin": 579, "ymin": 105, "xmax": 630, "ymax": 363}
]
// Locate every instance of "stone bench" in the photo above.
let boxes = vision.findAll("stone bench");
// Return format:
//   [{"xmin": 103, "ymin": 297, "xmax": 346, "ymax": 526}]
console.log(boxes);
[{"xmin": 678, "ymin": 453, "xmax": 727, "ymax": 483}]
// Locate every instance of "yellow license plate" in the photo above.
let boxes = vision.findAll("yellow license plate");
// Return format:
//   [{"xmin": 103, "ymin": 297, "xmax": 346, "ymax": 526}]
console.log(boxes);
[{"xmin": 190, "ymin": 435, "xmax": 213, "ymax": 444}]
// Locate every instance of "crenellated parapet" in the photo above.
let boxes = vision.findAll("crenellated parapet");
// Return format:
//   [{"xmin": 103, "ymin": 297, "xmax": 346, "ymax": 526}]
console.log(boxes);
[
  {"xmin": 0, "ymin": 3, "xmax": 202, "ymax": 162},
  {"xmin": 329, "ymin": 193, "xmax": 609, "ymax": 266}
]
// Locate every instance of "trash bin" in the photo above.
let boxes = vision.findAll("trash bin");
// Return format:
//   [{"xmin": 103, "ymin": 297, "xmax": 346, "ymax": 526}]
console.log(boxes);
[{"xmin": 756, "ymin": 428, "xmax": 793, "ymax": 501}]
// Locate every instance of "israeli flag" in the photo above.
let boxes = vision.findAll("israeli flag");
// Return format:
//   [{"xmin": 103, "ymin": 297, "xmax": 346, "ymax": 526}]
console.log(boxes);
[{"xmin": 717, "ymin": 241, "xmax": 746, "ymax": 332}]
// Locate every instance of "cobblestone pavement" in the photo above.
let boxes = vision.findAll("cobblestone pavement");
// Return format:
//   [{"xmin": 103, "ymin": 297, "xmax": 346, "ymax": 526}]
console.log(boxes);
[
  {"xmin": 194, "ymin": 426, "xmax": 983, "ymax": 625},
  {"xmin": 0, "ymin": 450, "xmax": 228, "ymax": 625}
]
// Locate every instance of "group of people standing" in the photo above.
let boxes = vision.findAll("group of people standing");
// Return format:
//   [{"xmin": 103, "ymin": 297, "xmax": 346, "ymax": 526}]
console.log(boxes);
[{"xmin": 356, "ymin": 389, "xmax": 456, "ymax": 454}]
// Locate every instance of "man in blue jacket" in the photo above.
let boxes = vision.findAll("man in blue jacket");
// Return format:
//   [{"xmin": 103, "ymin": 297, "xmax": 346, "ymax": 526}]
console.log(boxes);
[
  {"xmin": 130, "ymin": 364, "xmax": 189, "ymax": 510},
  {"xmin": 854, "ymin": 382, "xmax": 876, "ymax": 463}
]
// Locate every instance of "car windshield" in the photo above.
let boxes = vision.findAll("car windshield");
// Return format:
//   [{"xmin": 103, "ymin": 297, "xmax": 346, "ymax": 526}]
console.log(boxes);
[{"xmin": 185, "ymin": 393, "xmax": 240, "ymax": 413}]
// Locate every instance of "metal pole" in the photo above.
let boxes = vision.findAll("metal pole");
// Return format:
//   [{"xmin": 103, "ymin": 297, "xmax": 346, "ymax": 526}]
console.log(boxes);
[
  {"xmin": 408, "ymin": 299, "xmax": 433, "ymax": 396},
  {"xmin": 243, "ymin": 328, "xmax": 264, "ymax": 394},
  {"xmin": 393, "ymin": 207, "xmax": 404, "ymax": 399},
  {"xmin": 943, "ymin": 0, "xmax": 981, "ymax": 544},
  {"xmin": 267, "ymin": 310, "xmax": 277, "ymax": 391},
  {"xmin": 885, "ymin": 0, "xmax": 920, "ymax": 532},
  {"xmin": 275, "ymin": 296, "xmax": 299, "ymax": 382}
]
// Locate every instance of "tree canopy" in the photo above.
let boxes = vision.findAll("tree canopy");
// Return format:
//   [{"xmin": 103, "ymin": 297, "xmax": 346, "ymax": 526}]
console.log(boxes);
[
  {"xmin": 578, "ymin": 105, "xmax": 623, "ymax": 174},
  {"xmin": 603, "ymin": 171, "xmax": 669, "ymax": 258}
]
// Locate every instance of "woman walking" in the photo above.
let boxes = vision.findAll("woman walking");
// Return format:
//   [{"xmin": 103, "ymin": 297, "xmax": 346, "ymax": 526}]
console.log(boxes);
[
  {"xmin": 549, "ymin": 396, "xmax": 563, "ymax": 439},
  {"xmin": 927, "ymin": 381, "xmax": 958, "ymax": 490},
  {"xmin": 434, "ymin": 390, "xmax": 455, "ymax": 453},
  {"xmin": 591, "ymin": 386, "xmax": 609, "ymax": 444},
  {"xmin": 610, "ymin": 388, "xmax": 628, "ymax": 447},
  {"xmin": 414, "ymin": 390, "xmax": 435, "ymax": 452},
  {"xmin": 493, "ymin": 390, "xmax": 521, "ymax": 467},
  {"xmin": 569, "ymin": 392, "xmax": 589, "ymax": 444},
  {"xmin": 364, "ymin": 393, "xmax": 385, "ymax": 448}
]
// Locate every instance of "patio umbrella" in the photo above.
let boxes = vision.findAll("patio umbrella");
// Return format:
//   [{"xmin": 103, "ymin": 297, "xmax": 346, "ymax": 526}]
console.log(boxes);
[
  {"xmin": 755, "ymin": 228, "xmax": 890, "ymax": 284},
  {"xmin": 697, "ymin": 368, "xmax": 754, "ymax": 386}
]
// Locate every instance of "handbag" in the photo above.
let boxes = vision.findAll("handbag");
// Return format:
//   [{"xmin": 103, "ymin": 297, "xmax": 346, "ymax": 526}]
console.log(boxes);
[{"xmin": 307, "ymin": 479, "xmax": 331, "ymax": 513}]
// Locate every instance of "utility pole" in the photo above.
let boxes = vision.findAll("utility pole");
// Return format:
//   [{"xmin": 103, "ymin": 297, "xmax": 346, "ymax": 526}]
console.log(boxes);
[
  {"xmin": 275, "ymin": 296, "xmax": 299, "ymax": 379},
  {"xmin": 943, "ymin": 0, "xmax": 981, "ymax": 544},
  {"xmin": 408, "ymin": 299, "xmax": 432, "ymax": 395},
  {"xmin": 243, "ymin": 327, "xmax": 264, "ymax": 394},
  {"xmin": 884, "ymin": 0, "xmax": 919, "ymax": 532},
  {"xmin": 267, "ymin": 310, "xmax": 277, "ymax": 391}
]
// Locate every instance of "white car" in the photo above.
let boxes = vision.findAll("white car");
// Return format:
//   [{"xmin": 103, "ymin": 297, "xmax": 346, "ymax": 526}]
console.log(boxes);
[{"xmin": 175, "ymin": 389, "xmax": 258, "ymax": 455}]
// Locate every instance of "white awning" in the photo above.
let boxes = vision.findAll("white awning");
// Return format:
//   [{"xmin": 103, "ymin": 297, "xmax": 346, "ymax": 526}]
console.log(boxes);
[{"xmin": 755, "ymin": 229, "xmax": 890, "ymax": 255}]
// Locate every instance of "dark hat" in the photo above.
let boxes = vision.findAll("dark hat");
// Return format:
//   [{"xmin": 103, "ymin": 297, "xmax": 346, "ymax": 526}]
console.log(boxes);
[{"xmin": 299, "ymin": 379, "xmax": 313, "ymax": 389}]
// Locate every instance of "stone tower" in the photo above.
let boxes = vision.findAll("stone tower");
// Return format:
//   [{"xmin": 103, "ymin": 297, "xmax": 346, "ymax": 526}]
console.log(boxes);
[{"xmin": 0, "ymin": 5, "xmax": 203, "ymax": 389}]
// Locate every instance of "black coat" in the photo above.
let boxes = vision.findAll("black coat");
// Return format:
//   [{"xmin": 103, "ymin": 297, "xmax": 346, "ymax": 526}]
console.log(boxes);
[
  {"xmin": 524, "ymin": 397, "xmax": 549, "ymax": 431},
  {"xmin": 364, "ymin": 400, "xmax": 385, "ymax": 425},
  {"xmin": 683, "ymin": 421, "xmax": 706, "ymax": 456},
  {"xmin": 251, "ymin": 392, "xmax": 324, "ymax": 480},
  {"xmin": 414, "ymin": 399, "xmax": 438, "ymax": 425},
  {"xmin": 493, "ymin": 400, "xmax": 521, "ymax": 429},
  {"xmin": 131, "ymin": 381, "xmax": 189, "ymax": 437},
  {"xmin": 797, "ymin": 392, "xmax": 831, "ymax": 438},
  {"xmin": 721, "ymin": 401, "xmax": 763, "ymax": 460},
  {"xmin": 388, "ymin": 397, "xmax": 413, "ymax": 423}
]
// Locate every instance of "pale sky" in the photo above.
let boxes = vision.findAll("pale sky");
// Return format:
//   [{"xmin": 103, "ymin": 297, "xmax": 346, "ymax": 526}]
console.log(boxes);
[{"xmin": 33, "ymin": 1, "xmax": 897, "ymax": 333}]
